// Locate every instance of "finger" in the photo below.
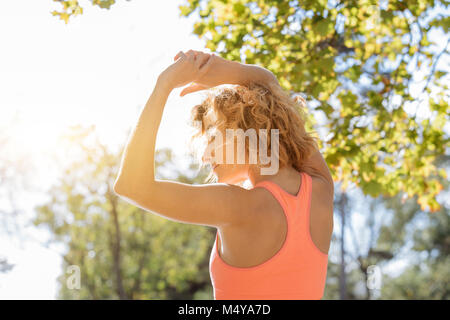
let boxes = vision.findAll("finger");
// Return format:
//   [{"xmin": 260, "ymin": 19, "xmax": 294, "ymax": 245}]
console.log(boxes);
[
  {"xmin": 180, "ymin": 83, "xmax": 208, "ymax": 97},
  {"xmin": 192, "ymin": 50, "xmax": 203, "ymax": 59},
  {"xmin": 193, "ymin": 50, "xmax": 208, "ymax": 61},
  {"xmin": 180, "ymin": 83, "xmax": 201, "ymax": 97},
  {"xmin": 186, "ymin": 50, "xmax": 196, "ymax": 61},
  {"xmin": 174, "ymin": 50, "xmax": 186, "ymax": 61},
  {"xmin": 194, "ymin": 53, "xmax": 210, "ymax": 69},
  {"xmin": 198, "ymin": 53, "xmax": 214, "ymax": 76}
]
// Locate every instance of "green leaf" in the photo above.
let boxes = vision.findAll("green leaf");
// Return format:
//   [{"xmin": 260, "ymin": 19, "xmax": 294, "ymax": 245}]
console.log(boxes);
[
  {"xmin": 233, "ymin": 3, "xmax": 246, "ymax": 15},
  {"xmin": 316, "ymin": 18, "xmax": 334, "ymax": 37}
]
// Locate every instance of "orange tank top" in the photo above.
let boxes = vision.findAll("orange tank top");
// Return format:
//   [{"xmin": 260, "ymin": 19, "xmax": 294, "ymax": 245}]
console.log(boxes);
[{"xmin": 209, "ymin": 171, "xmax": 329, "ymax": 300}]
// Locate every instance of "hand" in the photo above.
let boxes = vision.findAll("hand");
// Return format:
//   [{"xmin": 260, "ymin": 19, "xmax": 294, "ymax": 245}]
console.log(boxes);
[
  {"xmin": 179, "ymin": 82, "xmax": 211, "ymax": 97},
  {"xmin": 159, "ymin": 50, "xmax": 213, "ymax": 92},
  {"xmin": 174, "ymin": 53, "xmax": 277, "ymax": 96},
  {"xmin": 178, "ymin": 53, "xmax": 238, "ymax": 96}
]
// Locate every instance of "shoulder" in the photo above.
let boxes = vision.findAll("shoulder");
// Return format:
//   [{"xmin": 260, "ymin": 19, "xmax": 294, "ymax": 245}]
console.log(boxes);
[
  {"xmin": 210, "ymin": 183, "xmax": 269, "ymax": 226},
  {"xmin": 218, "ymin": 183, "xmax": 284, "ymax": 229},
  {"xmin": 306, "ymin": 173, "xmax": 334, "ymax": 225},
  {"xmin": 245, "ymin": 183, "xmax": 289, "ymax": 227},
  {"xmin": 311, "ymin": 172, "xmax": 333, "ymax": 192},
  {"xmin": 309, "ymin": 174, "xmax": 334, "ymax": 226},
  {"xmin": 306, "ymin": 171, "xmax": 334, "ymax": 202}
]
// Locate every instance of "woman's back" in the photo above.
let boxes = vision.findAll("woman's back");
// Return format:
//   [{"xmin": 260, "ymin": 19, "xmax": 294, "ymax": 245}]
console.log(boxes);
[{"xmin": 209, "ymin": 171, "xmax": 333, "ymax": 300}]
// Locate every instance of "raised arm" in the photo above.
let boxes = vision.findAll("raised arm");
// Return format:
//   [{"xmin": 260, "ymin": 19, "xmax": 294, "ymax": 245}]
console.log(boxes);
[
  {"xmin": 179, "ymin": 52, "xmax": 280, "ymax": 96},
  {"xmin": 113, "ymin": 50, "xmax": 258, "ymax": 228}
]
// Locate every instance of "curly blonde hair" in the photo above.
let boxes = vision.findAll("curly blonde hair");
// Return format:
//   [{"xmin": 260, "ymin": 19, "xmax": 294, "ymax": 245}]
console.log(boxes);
[{"xmin": 189, "ymin": 81, "xmax": 320, "ymax": 181}]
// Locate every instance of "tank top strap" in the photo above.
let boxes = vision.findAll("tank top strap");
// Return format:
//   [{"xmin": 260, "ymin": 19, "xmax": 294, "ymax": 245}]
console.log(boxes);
[
  {"xmin": 253, "ymin": 171, "xmax": 306, "ymax": 198},
  {"xmin": 252, "ymin": 180, "xmax": 286, "ymax": 211},
  {"xmin": 252, "ymin": 171, "xmax": 308, "ymax": 211}
]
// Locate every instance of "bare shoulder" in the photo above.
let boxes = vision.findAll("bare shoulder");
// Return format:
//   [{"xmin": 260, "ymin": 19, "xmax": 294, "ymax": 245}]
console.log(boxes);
[
  {"xmin": 302, "ymin": 147, "xmax": 334, "ymax": 195},
  {"xmin": 212, "ymin": 182, "xmax": 267, "ymax": 226},
  {"xmin": 237, "ymin": 184, "xmax": 286, "ymax": 230},
  {"xmin": 310, "ymin": 174, "xmax": 334, "ymax": 203},
  {"xmin": 309, "ymin": 174, "xmax": 334, "ymax": 254}
]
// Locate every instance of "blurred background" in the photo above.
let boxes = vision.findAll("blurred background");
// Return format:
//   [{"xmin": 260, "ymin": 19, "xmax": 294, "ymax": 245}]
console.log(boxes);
[{"xmin": 0, "ymin": 0, "xmax": 448, "ymax": 300}]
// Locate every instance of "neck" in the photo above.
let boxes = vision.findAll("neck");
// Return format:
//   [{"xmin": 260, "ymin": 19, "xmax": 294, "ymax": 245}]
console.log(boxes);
[{"xmin": 247, "ymin": 165, "xmax": 298, "ymax": 187}]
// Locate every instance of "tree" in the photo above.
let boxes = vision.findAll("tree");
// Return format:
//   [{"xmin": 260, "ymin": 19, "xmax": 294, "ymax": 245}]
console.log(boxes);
[
  {"xmin": 176, "ymin": 0, "xmax": 449, "ymax": 213},
  {"xmin": 0, "ymin": 257, "xmax": 14, "ymax": 274},
  {"xmin": 0, "ymin": 110, "xmax": 37, "ymax": 274},
  {"xmin": 323, "ymin": 153, "xmax": 449, "ymax": 299},
  {"xmin": 380, "ymin": 154, "xmax": 450, "ymax": 299},
  {"xmin": 50, "ymin": 0, "xmax": 449, "ymax": 212},
  {"xmin": 33, "ymin": 125, "xmax": 215, "ymax": 299},
  {"xmin": 47, "ymin": 0, "xmax": 450, "ymax": 299},
  {"xmin": 50, "ymin": 0, "xmax": 124, "ymax": 23},
  {"xmin": 174, "ymin": 4, "xmax": 449, "ymax": 298},
  {"xmin": 380, "ymin": 206, "xmax": 449, "ymax": 299}
]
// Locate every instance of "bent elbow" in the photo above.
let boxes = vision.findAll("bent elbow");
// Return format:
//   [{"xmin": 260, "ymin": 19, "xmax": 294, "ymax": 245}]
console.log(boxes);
[{"xmin": 113, "ymin": 179, "xmax": 132, "ymax": 196}]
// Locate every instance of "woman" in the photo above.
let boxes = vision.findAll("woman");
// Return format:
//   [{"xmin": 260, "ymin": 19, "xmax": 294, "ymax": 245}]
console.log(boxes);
[{"xmin": 114, "ymin": 50, "xmax": 334, "ymax": 300}]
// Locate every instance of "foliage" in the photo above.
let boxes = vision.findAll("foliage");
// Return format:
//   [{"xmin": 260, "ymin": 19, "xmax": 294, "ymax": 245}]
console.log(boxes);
[
  {"xmin": 45, "ymin": 0, "xmax": 450, "ymax": 300},
  {"xmin": 51, "ymin": 0, "xmax": 125, "ymax": 24},
  {"xmin": 381, "ymin": 205, "xmax": 450, "ymax": 299},
  {"xmin": 175, "ymin": 0, "xmax": 449, "ymax": 213},
  {"xmin": 50, "ymin": 0, "xmax": 449, "ymax": 212},
  {"xmin": 325, "ymin": 154, "xmax": 449, "ymax": 299},
  {"xmin": 33, "ymin": 125, "xmax": 214, "ymax": 299},
  {"xmin": 379, "ymin": 155, "xmax": 449, "ymax": 299}
]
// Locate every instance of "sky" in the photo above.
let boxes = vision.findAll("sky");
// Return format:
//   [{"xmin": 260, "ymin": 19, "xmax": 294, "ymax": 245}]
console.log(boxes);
[
  {"xmin": 0, "ymin": 0, "xmax": 211, "ymax": 299},
  {"xmin": 0, "ymin": 0, "xmax": 448, "ymax": 299}
]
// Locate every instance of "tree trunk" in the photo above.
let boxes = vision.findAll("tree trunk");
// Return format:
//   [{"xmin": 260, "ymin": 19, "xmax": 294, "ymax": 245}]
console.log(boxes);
[
  {"xmin": 108, "ymin": 190, "xmax": 127, "ymax": 300},
  {"xmin": 339, "ymin": 192, "xmax": 348, "ymax": 300}
]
